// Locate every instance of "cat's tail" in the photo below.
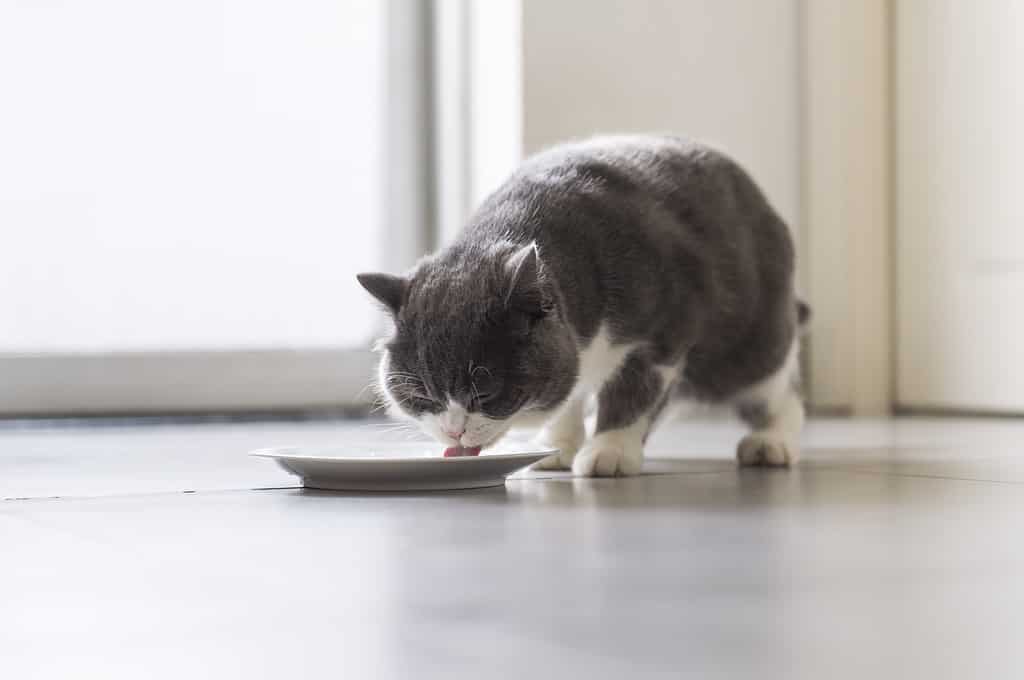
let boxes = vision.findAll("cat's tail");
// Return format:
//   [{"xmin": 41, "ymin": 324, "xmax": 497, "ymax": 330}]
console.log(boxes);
[{"xmin": 796, "ymin": 299, "xmax": 812, "ymax": 332}]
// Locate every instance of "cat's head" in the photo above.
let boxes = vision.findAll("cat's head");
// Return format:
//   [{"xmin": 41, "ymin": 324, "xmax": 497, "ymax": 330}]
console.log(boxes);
[{"xmin": 357, "ymin": 242, "xmax": 577, "ymax": 449}]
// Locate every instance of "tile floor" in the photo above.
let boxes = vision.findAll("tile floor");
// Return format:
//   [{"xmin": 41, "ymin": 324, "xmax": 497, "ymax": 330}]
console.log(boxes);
[{"xmin": 2, "ymin": 416, "xmax": 1023, "ymax": 679}]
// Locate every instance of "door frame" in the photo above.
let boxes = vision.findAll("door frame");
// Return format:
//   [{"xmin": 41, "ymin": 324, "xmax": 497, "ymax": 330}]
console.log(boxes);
[{"xmin": 801, "ymin": 0, "xmax": 893, "ymax": 415}]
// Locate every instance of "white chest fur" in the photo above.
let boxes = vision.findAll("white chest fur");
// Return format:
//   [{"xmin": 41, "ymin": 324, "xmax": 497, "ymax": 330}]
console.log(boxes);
[{"xmin": 574, "ymin": 325, "xmax": 636, "ymax": 397}]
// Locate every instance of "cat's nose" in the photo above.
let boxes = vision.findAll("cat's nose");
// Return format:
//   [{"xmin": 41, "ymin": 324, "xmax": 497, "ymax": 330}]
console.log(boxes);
[
  {"xmin": 442, "ymin": 426, "xmax": 466, "ymax": 440},
  {"xmin": 439, "ymin": 404, "xmax": 468, "ymax": 441}
]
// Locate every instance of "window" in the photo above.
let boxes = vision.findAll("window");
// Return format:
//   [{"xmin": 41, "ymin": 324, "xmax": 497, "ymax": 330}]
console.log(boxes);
[{"xmin": 0, "ymin": 0, "xmax": 438, "ymax": 414}]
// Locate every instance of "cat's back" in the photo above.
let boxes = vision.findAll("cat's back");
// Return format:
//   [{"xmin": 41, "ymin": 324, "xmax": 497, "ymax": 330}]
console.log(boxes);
[
  {"xmin": 476, "ymin": 135, "xmax": 781, "ymax": 247},
  {"xmin": 482, "ymin": 135, "xmax": 787, "ymax": 268},
  {"xmin": 514, "ymin": 134, "xmax": 766, "ymax": 206}
]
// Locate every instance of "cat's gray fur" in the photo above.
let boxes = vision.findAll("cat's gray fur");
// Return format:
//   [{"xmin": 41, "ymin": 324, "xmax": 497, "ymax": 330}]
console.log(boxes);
[{"xmin": 359, "ymin": 135, "xmax": 805, "ymax": 472}]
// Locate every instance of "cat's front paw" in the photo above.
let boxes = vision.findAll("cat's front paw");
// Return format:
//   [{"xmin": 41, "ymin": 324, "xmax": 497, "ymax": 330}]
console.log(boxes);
[
  {"xmin": 572, "ymin": 433, "xmax": 644, "ymax": 477},
  {"xmin": 533, "ymin": 450, "xmax": 574, "ymax": 471},
  {"xmin": 736, "ymin": 433, "xmax": 799, "ymax": 467},
  {"xmin": 532, "ymin": 437, "xmax": 579, "ymax": 470},
  {"xmin": 532, "ymin": 421, "xmax": 585, "ymax": 470}
]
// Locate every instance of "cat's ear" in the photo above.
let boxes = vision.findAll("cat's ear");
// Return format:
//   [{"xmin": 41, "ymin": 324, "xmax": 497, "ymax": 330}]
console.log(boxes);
[
  {"xmin": 357, "ymin": 272, "xmax": 408, "ymax": 315},
  {"xmin": 504, "ymin": 242, "xmax": 552, "ymax": 317}
]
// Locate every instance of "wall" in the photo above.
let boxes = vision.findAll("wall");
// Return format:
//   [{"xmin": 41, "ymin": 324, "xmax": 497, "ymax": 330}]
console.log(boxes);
[
  {"xmin": 896, "ymin": 0, "xmax": 1024, "ymax": 413},
  {"xmin": 520, "ymin": 0, "xmax": 801, "ymax": 229}
]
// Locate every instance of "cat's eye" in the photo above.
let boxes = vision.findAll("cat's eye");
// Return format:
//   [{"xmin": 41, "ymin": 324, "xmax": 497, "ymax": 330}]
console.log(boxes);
[
  {"xmin": 470, "ymin": 392, "xmax": 495, "ymax": 409},
  {"xmin": 412, "ymin": 398, "xmax": 443, "ymax": 413}
]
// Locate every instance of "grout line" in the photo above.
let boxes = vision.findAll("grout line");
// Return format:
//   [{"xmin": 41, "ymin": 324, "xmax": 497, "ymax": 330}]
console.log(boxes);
[
  {"xmin": 4, "ymin": 471, "xmax": 737, "ymax": 502},
  {"xmin": 807, "ymin": 465, "xmax": 1024, "ymax": 486},
  {"xmin": 1, "ymin": 484, "xmax": 302, "ymax": 503},
  {"xmin": 508, "ymin": 469, "xmax": 737, "ymax": 483}
]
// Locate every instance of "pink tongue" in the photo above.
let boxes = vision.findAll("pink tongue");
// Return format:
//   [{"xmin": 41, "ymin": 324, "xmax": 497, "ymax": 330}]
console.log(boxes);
[{"xmin": 442, "ymin": 446, "xmax": 482, "ymax": 458}]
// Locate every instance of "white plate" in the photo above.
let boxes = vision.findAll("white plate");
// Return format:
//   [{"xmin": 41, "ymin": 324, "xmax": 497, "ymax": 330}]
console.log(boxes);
[{"xmin": 250, "ymin": 443, "xmax": 556, "ymax": 491}]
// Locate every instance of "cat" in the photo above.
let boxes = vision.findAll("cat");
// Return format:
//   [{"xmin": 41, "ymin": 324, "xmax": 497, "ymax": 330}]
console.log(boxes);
[{"xmin": 358, "ymin": 135, "xmax": 807, "ymax": 476}]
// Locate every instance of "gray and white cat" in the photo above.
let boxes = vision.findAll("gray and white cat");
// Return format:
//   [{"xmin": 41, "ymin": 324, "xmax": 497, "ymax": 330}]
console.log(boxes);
[{"xmin": 358, "ymin": 135, "xmax": 807, "ymax": 476}]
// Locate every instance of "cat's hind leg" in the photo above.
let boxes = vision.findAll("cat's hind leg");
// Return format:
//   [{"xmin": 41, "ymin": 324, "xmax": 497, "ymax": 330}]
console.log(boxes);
[
  {"xmin": 733, "ymin": 339, "xmax": 804, "ymax": 467},
  {"xmin": 572, "ymin": 355, "xmax": 678, "ymax": 477}
]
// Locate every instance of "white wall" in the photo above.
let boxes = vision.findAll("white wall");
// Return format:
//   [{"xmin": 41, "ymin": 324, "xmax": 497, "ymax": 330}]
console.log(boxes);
[
  {"xmin": 896, "ymin": 0, "xmax": 1024, "ymax": 412},
  {"xmin": 521, "ymin": 0, "xmax": 801, "ymax": 229}
]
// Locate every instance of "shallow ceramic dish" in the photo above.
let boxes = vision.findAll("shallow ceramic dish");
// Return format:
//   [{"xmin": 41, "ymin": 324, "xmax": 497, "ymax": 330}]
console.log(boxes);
[{"xmin": 250, "ymin": 443, "xmax": 556, "ymax": 491}]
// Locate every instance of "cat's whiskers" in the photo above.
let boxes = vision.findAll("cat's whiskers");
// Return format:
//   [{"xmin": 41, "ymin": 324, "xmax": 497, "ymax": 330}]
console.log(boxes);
[
  {"xmin": 468, "ymin": 363, "xmax": 494, "ymax": 409},
  {"xmin": 354, "ymin": 380, "xmax": 384, "ymax": 403},
  {"xmin": 470, "ymin": 364, "xmax": 493, "ymax": 380}
]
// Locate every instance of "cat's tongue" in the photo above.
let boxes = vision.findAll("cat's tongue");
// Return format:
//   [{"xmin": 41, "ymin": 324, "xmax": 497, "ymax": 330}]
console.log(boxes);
[{"xmin": 442, "ymin": 446, "xmax": 482, "ymax": 458}]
